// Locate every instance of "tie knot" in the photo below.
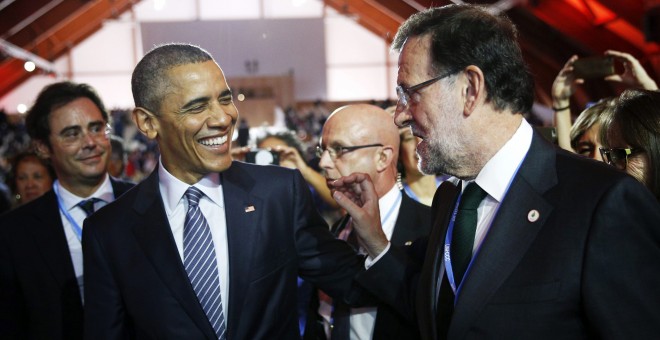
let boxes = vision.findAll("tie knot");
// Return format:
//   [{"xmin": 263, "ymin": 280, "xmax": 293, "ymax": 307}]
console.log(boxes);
[
  {"xmin": 185, "ymin": 186, "xmax": 204, "ymax": 207},
  {"xmin": 459, "ymin": 182, "xmax": 487, "ymax": 210},
  {"xmin": 77, "ymin": 198, "xmax": 100, "ymax": 216}
]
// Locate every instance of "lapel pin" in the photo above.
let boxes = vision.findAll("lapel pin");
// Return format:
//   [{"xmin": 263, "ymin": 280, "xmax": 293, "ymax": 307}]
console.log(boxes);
[
  {"xmin": 527, "ymin": 209, "xmax": 540, "ymax": 222},
  {"xmin": 405, "ymin": 241, "xmax": 413, "ymax": 246},
  {"xmin": 245, "ymin": 205, "xmax": 255, "ymax": 213}
]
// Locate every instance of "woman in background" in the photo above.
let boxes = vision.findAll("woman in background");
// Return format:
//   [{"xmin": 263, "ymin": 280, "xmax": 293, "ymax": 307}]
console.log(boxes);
[{"xmin": 8, "ymin": 151, "xmax": 55, "ymax": 207}]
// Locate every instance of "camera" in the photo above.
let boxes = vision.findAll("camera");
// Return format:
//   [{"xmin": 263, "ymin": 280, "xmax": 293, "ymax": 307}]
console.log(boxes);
[
  {"xmin": 572, "ymin": 56, "xmax": 615, "ymax": 79},
  {"xmin": 245, "ymin": 149, "xmax": 280, "ymax": 166}
]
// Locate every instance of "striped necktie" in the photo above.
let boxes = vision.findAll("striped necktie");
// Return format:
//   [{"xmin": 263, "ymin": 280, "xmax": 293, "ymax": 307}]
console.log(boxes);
[{"xmin": 183, "ymin": 186, "xmax": 226, "ymax": 339}]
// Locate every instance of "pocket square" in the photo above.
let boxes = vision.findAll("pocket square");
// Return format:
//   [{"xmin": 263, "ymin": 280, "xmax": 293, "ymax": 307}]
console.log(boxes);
[{"xmin": 245, "ymin": 205, "xmax": 255, "ymax": 212}]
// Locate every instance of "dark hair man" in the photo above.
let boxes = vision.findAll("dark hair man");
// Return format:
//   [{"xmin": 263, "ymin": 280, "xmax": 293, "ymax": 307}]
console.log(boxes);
[
  {"xmin": 331, "ymin": 4, "xmax": 660, "ymax": 339},
  {"xmin": 0, "ymin": 81, "xmax": 134, "ymax": 339},
  {"xmin": 82, "ymin": 43, "xmax": 363, "ymax": 339}
]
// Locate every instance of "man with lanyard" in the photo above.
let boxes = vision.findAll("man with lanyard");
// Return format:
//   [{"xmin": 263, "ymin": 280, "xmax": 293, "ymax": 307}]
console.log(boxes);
[
  {"xmin": 330, "ymin": 4, "xmax": 660, "ymax": 340},
  {"xmin": 307, "ymin": 104, "xmax": 432, "ymax": 340},
  {"xmin": 0, "ymin": 81, "xmax": 133, "ymax": 340}
]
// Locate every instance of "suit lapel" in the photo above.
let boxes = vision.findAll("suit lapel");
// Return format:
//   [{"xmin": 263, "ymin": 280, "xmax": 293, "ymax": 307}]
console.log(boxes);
[
  {"xmin": 219, "ymin": 163, "xmax": 262, "ymax": 338},
  {"xmin": 391, "ymin": 191, "xmax": 421, "ymax": 245},
  {"xmin": 448, "ymin": 133, "xmax": 558, "ymax": 339},
  {"xmin": 28, "ymin": 191, "xmax": 79, "ymax": 291},
  {"xmin": 416, "ymin": 181, "xmax": 460, "ymax": 340},
  {"xmin": 131, "ymin": 169, "xmax": 217, "ymax": 339}
]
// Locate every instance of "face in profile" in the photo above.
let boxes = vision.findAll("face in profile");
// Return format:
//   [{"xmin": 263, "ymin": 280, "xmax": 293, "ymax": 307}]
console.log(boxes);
[
  {"xmin": 148, "ymin": 60, "xmax": 238, "ymax": 184},
  {"xmin": 38, "ymin": 97, "xmax": 110, "ymax": 189},
  {"xmin": 15, "ymin": 155, "xmax": 54, "ymax": 203},
  {"xmin": 574, "ymin": 123, "xmax": 604, "ymax": 161}
]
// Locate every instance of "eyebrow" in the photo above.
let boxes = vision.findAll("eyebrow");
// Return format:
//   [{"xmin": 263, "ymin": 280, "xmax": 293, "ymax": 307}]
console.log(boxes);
[
  {"xmin": 179, "ymin": 89, "xmax": 233, "ymax": 112},
  {"xmin": 57, "ymin": 120, "xmax": 105, "ymax": 135}
]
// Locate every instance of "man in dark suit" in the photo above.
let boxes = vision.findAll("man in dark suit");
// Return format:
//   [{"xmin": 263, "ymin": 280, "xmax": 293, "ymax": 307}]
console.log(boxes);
[
  {"xmin": 306, "ymin": 104, "xmax": 431, "ymax": 339},
  {"xmin": 0, "ymin": 82, "xmax": 134, "ymax": 340},
  {"xmin": 82, "ymin": 43, "xmax": 364, "ymax": 339},
  {"xmin": 330, "ymin": 4, "xmax": 660, "ymax": 340}
]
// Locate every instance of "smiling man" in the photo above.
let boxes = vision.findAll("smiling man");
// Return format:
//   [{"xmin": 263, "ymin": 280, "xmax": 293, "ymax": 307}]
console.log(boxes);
[
  {"xmin": 0, "ymin": 82, "xmax": 134, "ymax": 340},
  {"xmin": 82, "ymin": 43, "xmax": 364, "ymax": 339}
]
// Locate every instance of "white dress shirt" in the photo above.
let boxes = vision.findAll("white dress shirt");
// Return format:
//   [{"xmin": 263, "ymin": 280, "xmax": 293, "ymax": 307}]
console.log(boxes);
[
  {"xmin": 158, "ymin": 160, "xmax": 230, "ymax": 321},
  {"xmin": 57, "ymin": 174, "xmax": 114, "ymax": 301}
]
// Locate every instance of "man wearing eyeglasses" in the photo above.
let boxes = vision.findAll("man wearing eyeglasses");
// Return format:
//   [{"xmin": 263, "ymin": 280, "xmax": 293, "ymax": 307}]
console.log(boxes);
[
  {"xmin": 306, "ymin": 104, "xmax": 432, "ymax": 339},
  {"xmin": 330, "ymin": 4, "xmax": 660, "ymax": 339},
  {"xmin": 0, "ymin": 82, "xmax": 134, "ymax": 340}
]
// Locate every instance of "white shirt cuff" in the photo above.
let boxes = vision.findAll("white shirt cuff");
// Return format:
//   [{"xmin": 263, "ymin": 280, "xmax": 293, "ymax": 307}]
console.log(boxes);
[{"xmin": 364, "ymin": 242, "xmax": 391, "ymax": 269}]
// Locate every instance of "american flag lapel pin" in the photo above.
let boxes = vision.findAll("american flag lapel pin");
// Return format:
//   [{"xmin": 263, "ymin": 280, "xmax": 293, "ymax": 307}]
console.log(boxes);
[{"xmin": 245, "ymin": 205, "xmax": 256, "ymax": 213}]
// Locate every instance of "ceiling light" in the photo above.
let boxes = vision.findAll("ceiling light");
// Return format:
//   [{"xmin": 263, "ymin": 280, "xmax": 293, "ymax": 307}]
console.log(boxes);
[{"xmin": 24, "ymin": 60, "xmax": 35, "ymax": 72}]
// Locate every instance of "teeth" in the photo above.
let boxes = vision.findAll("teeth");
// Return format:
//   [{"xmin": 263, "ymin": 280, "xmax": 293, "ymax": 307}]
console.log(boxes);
[{"xmin": 199, "ymin": 135, "xmax": 228, "ymax": 146}]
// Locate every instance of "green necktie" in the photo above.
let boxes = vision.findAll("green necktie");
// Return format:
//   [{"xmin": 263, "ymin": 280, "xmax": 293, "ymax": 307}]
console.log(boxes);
[{"xmin": 451, "ymin": 182, "xmax": 487, "ymax": 286}]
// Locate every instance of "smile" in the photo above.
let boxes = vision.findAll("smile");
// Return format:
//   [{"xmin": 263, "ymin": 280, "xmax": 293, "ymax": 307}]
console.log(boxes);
[{"xmin": 198, "ymin": 135, "xmax": 228, "ymax": 146}]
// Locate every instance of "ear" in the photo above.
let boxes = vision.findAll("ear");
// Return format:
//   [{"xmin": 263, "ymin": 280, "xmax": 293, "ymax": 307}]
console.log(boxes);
[
  {"xmin": 375, "ymin": 146, "xmax": 395, "ymax": 172},
  {"xmin": 33, "ymin": 140, "xmax": 51, "ymax": 159},
  {"xmin": 462, "ymin": 65, "xmax": 485, "ymax": 117},
  {"xmin": 132, "ymin": 107, "xmax": 159, "ymax": 140}
]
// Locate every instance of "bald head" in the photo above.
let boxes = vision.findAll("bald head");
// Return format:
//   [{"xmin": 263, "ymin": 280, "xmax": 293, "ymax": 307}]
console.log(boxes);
[{"xmin": 320, "ymin": 104, "xmax": 400, "ymax": 197}]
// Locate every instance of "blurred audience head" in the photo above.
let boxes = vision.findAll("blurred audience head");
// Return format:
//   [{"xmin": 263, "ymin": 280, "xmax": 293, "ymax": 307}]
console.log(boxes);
[
  {"xmin": 569, "ymin": 98, "xmax": 616, "ymax": 161},
  {"xmin": 108, "ymin": 135, "xmax": 126, "ymax": 178},
  {"xmin": 319, "ymin": 104, "xmax": 400, "ymax": 197},
  {"xmin": 600, "ymin": 89, "xmax": 660, "ymax": 199},
  {"xmin": 257, "ymin": 130, "xmax": 306, "ymax": 159},
  {"xmin": 8, "ymin": 151, "xmax": 55, "ymax": 205}
]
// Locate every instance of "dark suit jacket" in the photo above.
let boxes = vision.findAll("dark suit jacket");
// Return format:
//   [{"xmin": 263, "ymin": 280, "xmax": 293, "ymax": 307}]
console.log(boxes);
[
  {"xmin": 82, "ymin": 161, "xmax": 364, "ymax": 339},
  {"xmin": 0, "ymin": 178, "xmax": 134, "ymax": 340},
  {"xmin": 328, "ymin": 192, "xmax": 432, "ymax": 340},
  {"xmin": 355, "ymin": 132, "xmax": 660, "ymax": 339}
]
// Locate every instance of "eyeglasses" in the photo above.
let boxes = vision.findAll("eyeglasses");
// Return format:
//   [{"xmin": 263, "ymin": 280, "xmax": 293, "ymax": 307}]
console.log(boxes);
[
  {"xmin": 316, "ymin": 143, "xmax": 383, "ymax": 161},
  {"xmin": 56, "ymin": 122, "xmax": 112, "ymax": 146},
  {"xmin": 396, "ymin": 69, "xmax": 458, "ymax": 110},
  {"xmin": 599, "ymin": 147, "xmax": 642, "ymax": 170}
]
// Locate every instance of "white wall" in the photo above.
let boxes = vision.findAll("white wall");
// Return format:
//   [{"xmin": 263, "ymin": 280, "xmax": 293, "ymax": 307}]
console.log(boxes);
[{"xmin": 0, "ymin": 0, "xmax": 397, "ymax": 114}]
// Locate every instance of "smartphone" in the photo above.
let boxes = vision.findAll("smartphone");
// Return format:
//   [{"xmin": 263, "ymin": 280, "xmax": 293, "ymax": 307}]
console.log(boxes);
[
  {"xmin": 572, "ymin": 56, "xmax": 615, "ymax": 79},
  {"xmin": 245, "ymin": 149, "xmax": 280, "ymax": 165}
]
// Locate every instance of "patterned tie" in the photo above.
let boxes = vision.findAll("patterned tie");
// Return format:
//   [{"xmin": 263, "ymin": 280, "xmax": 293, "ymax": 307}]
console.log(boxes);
[
  {"xmin": 183, "ymin": 186, "xmax": 226, "ymax": 340},
  {"xmin": 451, "ymin": 182, "xmax": 487, "ymax": 286},
  {"xmin": 77, "ymin": 198, "xmax": 100, "ymax": 217}
]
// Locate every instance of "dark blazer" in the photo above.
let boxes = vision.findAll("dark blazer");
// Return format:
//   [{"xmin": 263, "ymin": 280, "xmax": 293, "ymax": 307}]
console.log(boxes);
[
  {"xmin": 355, "ymin": 132, "xmax": 660, "ymax": 339},
  {"xmin": 0, "ymin": 178, "xmax": 134, "ymax": 340},
  {"xmin": 327, "ymin": 191, "xmax": 432, "ymax": 340},
  {"xmin": 82, "ymin": 161, "xmax": 364, "ymax": 339}
]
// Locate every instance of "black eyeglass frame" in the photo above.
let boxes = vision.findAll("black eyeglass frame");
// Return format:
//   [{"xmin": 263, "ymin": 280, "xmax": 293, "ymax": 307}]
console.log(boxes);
[
  {"xmin": 396, "ymin": 69, "xmax": 459, "ymax": 109},
  {"xmin": 316, "ymin": 143, "xmax": 384, "ymax": 160},
  {"xmin": 599, "ymin": 147, "xmax": 642, "ymax": 170}
]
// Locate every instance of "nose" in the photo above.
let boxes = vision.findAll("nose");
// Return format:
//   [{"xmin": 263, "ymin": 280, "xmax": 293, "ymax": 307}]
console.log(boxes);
[
  {"xmin": 208, "ymin": 102, "xmax": 238, "ymax": 128},
  {"xmin": 318, "ymin": 149, "xmax": 334, "ymax": 171},
  {"xmin": 393, "ymin": 105, "xmax": 412, "ymax": 128}
]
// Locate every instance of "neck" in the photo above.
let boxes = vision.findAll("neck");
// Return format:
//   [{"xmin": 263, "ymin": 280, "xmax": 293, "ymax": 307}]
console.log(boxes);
[{"xmin": 58, "ymin": 176, "xmax": 106, "ymax": 198}]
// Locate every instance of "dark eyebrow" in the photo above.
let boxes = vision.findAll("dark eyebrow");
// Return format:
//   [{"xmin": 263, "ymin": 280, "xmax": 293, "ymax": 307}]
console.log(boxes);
[
  {"xmin": 180, "ymin": 96, "xmax": 211, "ymax": 111},
  {"xmin": 219, "ymin": 89, "xmax": 232, "ymax": 98}
]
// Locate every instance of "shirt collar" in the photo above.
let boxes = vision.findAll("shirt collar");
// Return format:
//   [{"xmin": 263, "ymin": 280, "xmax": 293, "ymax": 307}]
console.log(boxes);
[
  {"xmin": 55, "ymin": 174, "xmax": 114, "ymax": 211},
  {"xmin": 158, "ymin": 158, "xmax": 223, "ymax": 217},
  {"xmin": 471, "ymin": 119, "xmax": 533, "ymax": 202},
  {"xmin": 378, "ymin": 184, "xmax": 401, "ymax": 222}
]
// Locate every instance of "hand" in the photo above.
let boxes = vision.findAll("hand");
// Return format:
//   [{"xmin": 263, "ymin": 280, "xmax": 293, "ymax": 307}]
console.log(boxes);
[
  {"xmin": 604, "ymin": 50, "xmax": 659, "ymax": 90},
  {"xmin": 269, "ymin": 145, "xmax": 305, "ymax": 170},
  {"xmin": 231, "ymin": 146, "xmax": 251, "ymax": 161},
  {"xmin": 551, "ymin": 55, "xmax": 581, "ymax": 108},
  {"xmin": 329, "ymin": 173, "xmax": 388, "ymax": 258}
]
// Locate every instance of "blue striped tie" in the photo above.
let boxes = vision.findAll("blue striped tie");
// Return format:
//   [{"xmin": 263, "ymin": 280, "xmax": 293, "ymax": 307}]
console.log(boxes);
[{"xmin": 184, "ymin": 186, "xmax": 226, "ymax": 339}]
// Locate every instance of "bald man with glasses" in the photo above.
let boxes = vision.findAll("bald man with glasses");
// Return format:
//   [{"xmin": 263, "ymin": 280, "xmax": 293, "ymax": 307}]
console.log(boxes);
[
  {"xmin": 305, "ymin": 104, "xmax": 432, "ymax": 340},
  {"xmin": 0, "ymin": 82, "xmax": 133, "ymax": 340}
]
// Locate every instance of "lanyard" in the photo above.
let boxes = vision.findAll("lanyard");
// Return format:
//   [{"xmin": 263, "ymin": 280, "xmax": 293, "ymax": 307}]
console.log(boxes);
[
  {"xmin": 53, "ymin": 182, "xmax": 84, "ymax": 242},
  {"xmin": 442, "ymin": 192, "xmax": 464, "ymax": 300}
]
